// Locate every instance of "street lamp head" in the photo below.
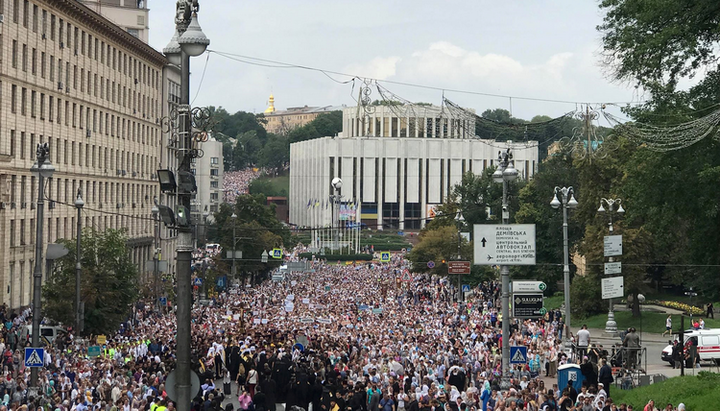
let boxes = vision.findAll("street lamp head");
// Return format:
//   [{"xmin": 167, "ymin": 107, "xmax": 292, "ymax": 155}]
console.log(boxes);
[
  {"xmin": 617, "ymin": 203, "xmax": 625, "ymax": 213},
  {"xmin": 502, "ymin": 162, "xmax": 518, "ymax": 181},
  {"xmin": 231, "ymin": 212, "xmax": 237, "ymax": 220},
  {"xmin": 597, "ymin": 203, "xmax": 606, "ymax": 213},
  {"xmin": 492, "ymin": 168, "xmax": 504, "ymax": 183},
  {"xmin": 550, "ymin": 194, "xmax": 561, "ymax": 209},
  {"xmin": 177, "ymin": 12, "xmax": 210, "ymax": 57},
  {"xmin": 151, "ymin": 204, "xmax": 159, "ymax": 217},
  {"xmin": 567, "ymin": 194, "xmax": 578, "ymax": 209},
  {"xmin": 74, "ymin": 189, "xmax": 84, "ymax": 209},
  {"xmin": 39, "ymin": 157, "xmax": 55, "ymax": 178},
  {"xmin": 455, "ymin": 210, "xmax": 465, "ymax": 222},
  {"xmin": 331, "ymin": 177, "xmax": 343, "ymax": 190},
  {"xmin": 163, "ymin": 29, "xmax": 182, "ymax": 65}
]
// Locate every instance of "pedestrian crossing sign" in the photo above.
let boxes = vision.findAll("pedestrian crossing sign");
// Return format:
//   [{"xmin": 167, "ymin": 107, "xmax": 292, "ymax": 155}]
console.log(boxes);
[
  {"xmin": 380, "ymin": 252, "xmax": 391, "ymax": 262},
  {"xmin": 402, "ymin": 271, "xmax": 412, "ymax": 281},
  {"xmin": 24, "ymin": 347, "xmax": 44, "ymax": 368},
  {"xmin": 271, "ymin": 248, "xmax": 283, "ymax": 259},
  {"xmin": 510, "ymin": 346, "xmax": 527, "ymax": 364}
]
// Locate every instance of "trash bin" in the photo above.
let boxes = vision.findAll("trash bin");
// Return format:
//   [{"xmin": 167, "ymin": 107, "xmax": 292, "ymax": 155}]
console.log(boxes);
[{"xmin": 558, "ymin": 364, "xmax": 585, "ymax": 393}]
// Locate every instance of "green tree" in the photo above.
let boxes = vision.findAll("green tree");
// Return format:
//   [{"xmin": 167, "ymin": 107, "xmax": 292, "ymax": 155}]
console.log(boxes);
[
  {"xmin": 288, "ymin": 111, "xmax": 343, "ymax": 143},
  {"xmin": 43, "ymin": 228, "xmax": 139, "ymax": 335},
  {"xmin": 258, "ymin": 134, "xmax": 289, "ymax": 171},
  {"xmin": 406, "ymin": 226, "xmax": 471, "ymax": 275},
  {"xmin": 598, "ymin": 0, "xmax": 720, "ymax": 110}
]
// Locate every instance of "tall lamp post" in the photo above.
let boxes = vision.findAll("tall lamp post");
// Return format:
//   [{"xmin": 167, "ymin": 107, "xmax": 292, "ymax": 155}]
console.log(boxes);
[
  {"xmin": 491, "ymin": 148, "xmax": 518, "ymax": 386},
  {"xmin": 30, "ymin": 142, "xmax": 54, "ymax": 389},
  {"xmin": 330, "ymin": 178, "xmax": 343, "ymax": 251},
  {"xmin": 74, "ymin": 190, "xmax": 84, "ymax": 334},
  {"xmin": 163, "ymin": 3, "xmax": 209, "ymax": 411},
  {"xmin": 598, "ymin": 197, "xmax": 624, "ymax": 334},
  {"xmin": 231, "ymin": 212, "xmax": 237, "ymax": 276},
  {"xmin": 202, "ymin": 207, "xmax": 210, "ymax": 245},
  {"xmin": 151, "ymin": 200, "xmax": 160, "ymax": 310},
  {"xmin": 551, "ymin": 186, "xmax": 577, "ymax": 346},
  {"xmin": 455, "ymin": 209, "xmax": 464, "ymax": 302}
]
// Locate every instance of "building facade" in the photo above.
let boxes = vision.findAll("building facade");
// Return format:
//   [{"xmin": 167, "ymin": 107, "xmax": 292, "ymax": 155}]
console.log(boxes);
[
  {"xmin": 290, "ymin": 137, "xmax": 538, "ymax": 230},
  {"xmin": 0, "ymin": 0, "xmax": 169, "ymax": 308},
  {"xmin": 262, "ymin": 95, "xmax": 344, "ymax": 135},
  {"xmin": 191, "ymin": 135, "xmax": 223, "ymax": 225},
  {"xmin": 341, "ymin": 105, "xmax": 476, "ymax": 139},
  {"xmin": 78, "ymin": 0, "xmax": 149, "ymax": 43}
]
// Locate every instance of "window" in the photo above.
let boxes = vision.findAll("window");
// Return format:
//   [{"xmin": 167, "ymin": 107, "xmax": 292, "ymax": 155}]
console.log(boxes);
[
  {"xmin": 32, "ymin": 4, "xmax": 38, "ymax": 32},
  {"xmin": 48, "ymin": 96, "xmax": 54, "ymax": 121},
  {"xmin": 40, "ymin": 93, "xmax": 45, "ymax": 120},
  {"xmin": 9, "ymin": 130, "xmax": 15, "ymax": 157},
  {"xmin": 30, "ymin": 91, "xmax": 36, "ymax": 118},
  {"xmin": 40, "ymin": 52, "xmax": 45, "ymax": 78},
  {"xmin": 210, "ymin": 181, "xmax": 219, "ymax": 188},
  {"xmin": 210, "ymin": 169, "xmax": 219, "ymax": 176},
  {"xmin": 12, "ymin": 41, "xmax": 17, "ymax": 68},
  {"xmin": 211, "ymin": 193, "xmax": 219, "ymax": 201},
  {"xmin": 210, "ymin": 157, "xmax": 219, "ymax": 165},
  {"xmin": 50, "ymin": 14, "xmax": 55, "ymax": 40},
  {"xmin": 31, "ymin": 48, "xmax": 36, "ymax": 74},
  {"xmin": 49, "ymin": 55, "xmax": 54, "ymax": 81},
  {"xmin": 21, "ymin": 87, "xmax": 26, "ymax": 116},
  {"xmin": 22, "ymin": 44, "xmax": 27, "ymax": 71},
  {"xmin": 20, "ymin": 132, "xmax": 25, "ymax": 159},
  {"xmin": 11, "ymin": 85, "xmax": 17, "ymax": 113},
  {"xmin": 22, "ymin": 0, "xmax": 28, "ymax": 27},
  {"xmin": 13, "ymin": 0, "xmax": 18, "ymax": 23}
]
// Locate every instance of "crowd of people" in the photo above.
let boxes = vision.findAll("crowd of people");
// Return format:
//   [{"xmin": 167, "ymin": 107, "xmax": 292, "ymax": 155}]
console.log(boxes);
[
  {"xmin": 224, "ymin": 169, "xmax": 263, "ymax": 204},
  {"xmin": 0, "ymin": 248, "xmax": 694, "ymax": 411}
]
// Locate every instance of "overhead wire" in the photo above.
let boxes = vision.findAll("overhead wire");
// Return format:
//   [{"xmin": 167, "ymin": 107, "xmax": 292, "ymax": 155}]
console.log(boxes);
[{"xmin": 208, "ymin": 49, "xmax": 642, "ymax": 106}]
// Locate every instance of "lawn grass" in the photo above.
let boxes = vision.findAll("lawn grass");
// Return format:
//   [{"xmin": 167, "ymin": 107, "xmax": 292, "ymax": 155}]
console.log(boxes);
[
  {"xmin": 544, "ymin": 293, "xmax": 564, "ymax": 310},
  {"xmin": 610, "ymin": 372, "xmax": 720, "ymax": 410},
  {"xmin": 578, "ymin": 311, "xmax": 720, "ymax": 334}
]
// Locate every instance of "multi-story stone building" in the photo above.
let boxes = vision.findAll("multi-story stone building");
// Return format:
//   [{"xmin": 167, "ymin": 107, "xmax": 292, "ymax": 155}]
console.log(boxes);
[
  {"xmin": 262, "ymin": 94, "xmax": 345, "ymax": 135},
  {"xmin": 0, "ymin": 0, "xmax": 172, "ymax": 308},
  {"xmin": 78, "ymin": 0, "xmax": 149, "ymax": 43},
  {"xmin": 190, "ymin": 135, "xmax": 222, "ymax": 241}
]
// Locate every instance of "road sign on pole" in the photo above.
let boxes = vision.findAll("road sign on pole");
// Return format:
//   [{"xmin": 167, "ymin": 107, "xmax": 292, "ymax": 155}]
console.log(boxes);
[
  {"xmin": 604, "ymin": 235, "xmax": 622, "ymax": 257},
  {"xmin": 448, "ymin": 261, "xmax": 471, "ymax": 275},
  {"xmin": 512, "ymin": 294, "xmax": 544, "ymax": 318},
  {"xmin": 24, "ymin": 348, "xmax": 44, "ymax": 367},
  {"xmin": 511, "ymin": 281, "xmax": 546, "ymax": 293},
  {"xmin": 380, "ymin": 252, "xmax": 391, "ymax": 262},
  {"xmin": 473, "ymin": 224, "xmax": 536, "ymax": 265},
  {"xmin": 604, "ymin": 262, "xmax": 622, "ymax": 275},
  {"xmin": 462, "ymin": 284, "xmax": 471, "ymax": 293},
  {"xmin": 271, "ymin": 248, "xmax": 283, "ymax": 259},
  {"xmin": 510, "ymin": 346, "xmax": 528, "ymax": 364},
  {"xmin": 601, "ymin": 276, "xmax": 624, "ymax": 299},
  {"xmin": 427, "ymin": 261, "xmax": 435, "ymax": 269}
]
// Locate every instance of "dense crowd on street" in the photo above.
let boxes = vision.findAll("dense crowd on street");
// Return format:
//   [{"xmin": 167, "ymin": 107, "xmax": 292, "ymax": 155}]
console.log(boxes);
[
  {"xmin": 0, "ymin": 247, "xmax": 694, "ymax": 411},
  {"xmin": 224, "ymin": 169, "xmax": 263, "ymax": 204}
]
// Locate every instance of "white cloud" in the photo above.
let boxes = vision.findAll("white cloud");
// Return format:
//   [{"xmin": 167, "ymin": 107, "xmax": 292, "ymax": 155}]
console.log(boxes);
[{"xmin": 343, "ymin": 56, "xmax": 401, "ymax": 80}]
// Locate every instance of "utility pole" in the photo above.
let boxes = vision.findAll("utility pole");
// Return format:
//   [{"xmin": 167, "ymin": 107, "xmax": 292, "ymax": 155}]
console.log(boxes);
[{"xmin": 75, "ymin": 189, "xmax": 84, "ymax": 334}]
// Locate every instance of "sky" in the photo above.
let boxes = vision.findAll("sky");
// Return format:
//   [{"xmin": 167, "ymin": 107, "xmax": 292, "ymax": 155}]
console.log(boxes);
[{"xmin": 147, "ymin": 1, "xmax": 645, "ymax": 121}]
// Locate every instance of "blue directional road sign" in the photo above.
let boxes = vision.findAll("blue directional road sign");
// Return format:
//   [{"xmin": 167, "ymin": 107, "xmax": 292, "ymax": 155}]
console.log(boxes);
[
  {"xmin": 24, "ymin": 347, "xmax": 44, "ymax": 367},
  {"xmin": 510, "ymin": 346, "xmax": 528, "ymax": 364},
  {"xmin": 380, "ymin": 252, "xmax": 391, "ymax": 262},
  {"xmin": 159, "ymin": 297, "xmax": 167, "ymax": 307},
  {"xmin": 87, "ymin": 346, "xmax": 101, "ymax": 358},
  {"xmin": 462, "ymin": 284, "xmax": 471, "ymax": 293},
  {"xmin": 427, "ymin": 261, "xmax": 435, "ymax": 269}
]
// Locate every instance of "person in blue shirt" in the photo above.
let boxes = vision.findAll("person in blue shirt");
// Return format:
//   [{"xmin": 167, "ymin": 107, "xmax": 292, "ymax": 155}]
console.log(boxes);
[{"xmin": 480, "ymin": 380, "xmax": 491, "ymax": 411}]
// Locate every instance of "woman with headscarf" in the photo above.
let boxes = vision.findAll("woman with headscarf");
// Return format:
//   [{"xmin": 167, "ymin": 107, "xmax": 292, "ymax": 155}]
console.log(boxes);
[{"xmin": 479, "ymin": 381, "xmax": 491, "ymax": 411}]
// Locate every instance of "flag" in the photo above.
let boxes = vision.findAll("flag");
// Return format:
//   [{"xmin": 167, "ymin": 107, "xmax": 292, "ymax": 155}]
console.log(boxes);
[{"xmin": 307, "ymin": 199, "xmax": 312, "ymax": 209}]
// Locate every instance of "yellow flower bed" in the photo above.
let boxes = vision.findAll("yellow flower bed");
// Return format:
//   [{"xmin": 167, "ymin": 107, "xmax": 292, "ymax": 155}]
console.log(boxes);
[{"xmin": 652, "ymin": 300, "xmax": 705, "ymax": 316}]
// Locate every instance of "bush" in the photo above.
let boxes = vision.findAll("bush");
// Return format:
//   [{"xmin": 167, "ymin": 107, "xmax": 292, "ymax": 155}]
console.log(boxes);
[{"xmin": 298, "ymin": 253, "xmax": 372, "ymax": 261}]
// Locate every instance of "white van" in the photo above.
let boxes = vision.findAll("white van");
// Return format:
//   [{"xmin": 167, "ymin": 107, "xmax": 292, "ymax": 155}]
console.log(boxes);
[
  {"xmin": 661, "ymin": 328, "xmax": 720, "ymax": 365},
  {"xmin": 19, "ymin": 325, "xmax": 66, "ymax": 346}
]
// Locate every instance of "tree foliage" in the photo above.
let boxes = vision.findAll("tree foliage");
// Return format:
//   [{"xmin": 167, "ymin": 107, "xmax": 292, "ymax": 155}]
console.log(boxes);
[
  {"xmin": 43, "ymin": 229, "xmax": 139, "ymax": 335},
  {"xmin": 287, "ymin": 111, "xmax": 343, "ymax": 143}
]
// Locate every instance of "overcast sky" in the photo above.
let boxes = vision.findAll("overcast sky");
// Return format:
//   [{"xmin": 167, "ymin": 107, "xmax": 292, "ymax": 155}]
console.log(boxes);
[{"xmin": 147, "ymin": 1, "xmax": 644, "ymax": 121}]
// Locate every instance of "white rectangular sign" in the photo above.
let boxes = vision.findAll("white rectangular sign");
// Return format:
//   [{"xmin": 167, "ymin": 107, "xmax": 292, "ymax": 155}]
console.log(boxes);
[
  {"xmin": 512, "ymin": 281, "xmax": 547, "ymax": 293},
  {"xmin": 604, "ymin": 235, "xmax": 622, "ymax": 257},
  {"xmin": 601, "ymin": 276, "xmax": 624, "ymax": 299},
  {"xmin": 604, "ymin": 262, "xmax": 622, "ymax": 275},
  {"xmin": 474, "ymin": 224, "xmax": 536, "ymax": 265}
]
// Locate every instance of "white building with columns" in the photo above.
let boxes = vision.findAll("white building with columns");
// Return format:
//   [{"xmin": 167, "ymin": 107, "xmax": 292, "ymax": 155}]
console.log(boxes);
[{"xmin": 290, "ymin": 105, "xmax": 538, "ymax": 230}]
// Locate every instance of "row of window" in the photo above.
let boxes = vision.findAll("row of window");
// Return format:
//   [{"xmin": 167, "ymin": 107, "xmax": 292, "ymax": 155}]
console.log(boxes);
[
  {"xmin": 7, "ymin": 82, "xmax": 159, "ymax": 147},
  {"xmin": 8, "ymin": 129, "xmax": 157, "ymax": 176},
  {"xmin": 9, "ymin": 0, "xmax": 160, "ymax": 89},
  {"xmin": 9, "ymin": 42, "xmax": 158, "ymax": 120},
  {"xmin": 6, "ymin": 173, "xmax": 157, "ymax": 215}
]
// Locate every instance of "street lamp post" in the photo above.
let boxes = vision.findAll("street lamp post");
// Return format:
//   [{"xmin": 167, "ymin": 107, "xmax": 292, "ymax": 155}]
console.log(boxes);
[
  {"xmin": 203, "ymin": 207, "xmax": 210, "ymax": 246},
  {"xmin": 163, "ymin": 3, "xmax": 209, "ymax": 411},
  {"xmin": 231, "ymin": 212, "xmax": 237, "ymax": 277},
  {"xmin": 455, "ymin": 209, "xmax": 465, "ymax": 302},
  {"xmin": 74, "ymin": 190, "xmax": 84, "ymax": 334},
  {"xmin": 30, "ymin": 142, "xmax": 54, "ymax": 390},
  {"xmin": 598, "ymin": 197, "xmax": 624, "ymax": 334},
  {"xmin": 330, "ymin": 178, "xmax": 343, "ymax": 251},
  {"xmin": 491, "ymin": 148, "xmax": 518, "ymax": 386},
  {"xmin": 151, "ymin": 200, "xmax": 160, "ymax": 310},
  {"xmin": 551, "ymin": 186, "xmax": 578, "ymax": 347}
]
